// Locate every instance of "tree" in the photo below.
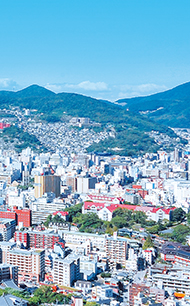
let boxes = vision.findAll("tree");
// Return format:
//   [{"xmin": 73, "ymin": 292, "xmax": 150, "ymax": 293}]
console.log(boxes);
[
  {"xmin": 73, "ymin": 212, "xmax": 104, "ymax": 232},
  {"xmin": 65, "ymin": 203, "xmax": 83, "ymax": 222},
  {"xmin": 187, "ymin": 212, "xmax": 190, "ymax": 224},
  {"xmin": 171, "ymin": 208, "xmax": 186, "ymax": 223},
  {"xmin": 171, "ymin": 224, "xmax": 190, "ymax": 243},
  {"xmin": 142, "ymin": 235, "xmax": 154, "ymax": 250}
]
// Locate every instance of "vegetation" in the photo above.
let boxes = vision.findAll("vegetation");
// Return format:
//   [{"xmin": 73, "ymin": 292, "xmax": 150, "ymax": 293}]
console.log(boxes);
[
  {"xmin": 0, "ymin": 84, "xmax": 185, "ymax": 156},
  {"xmin": 171, "ymin": 208, "xmax": 186, "ymax": 222},
  {"xmin": 117, "ymin": 81, "xmax": 190, "ymax": 128},
  {"xmin": 0, "ymin": 286, "xmax": 72, "ymax": 306},
  {"xmin": 44, "ymin": 214, "xmax": 66, "ymax": 227},
  {"xmin": 65, "ymin": 203, "xmax": 83, "ymax": 222},
  {"xmin": 169, "ymin": 225, "xmax": 190, "ymax": 243},
  {"xmin": 73, "ymin": 212, "xmax": 104, "ymax": 233},
  {"xmin": 29, "ymin": 285, "xmax": 71, "ymax": 306},
  {"xmin": 111, "ymin": 208, "xmax": 148, "ymax": 228},
  {"xmin": 142, "ymin": 235, "xmax": 154, "ymax": 250},
  {"xmin": 0, "ymin": 125, "xmax": 45, "ymax": 152}
]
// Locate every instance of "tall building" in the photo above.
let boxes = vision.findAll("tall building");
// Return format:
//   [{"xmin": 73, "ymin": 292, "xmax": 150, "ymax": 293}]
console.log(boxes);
[
  {"xmin": 6, "ymin": 248, "xmax": 45, "ymax": 283},
  {"xmin": 53, "ymin": 254, "xmax": 80, "ymax": 287},
  {"xmin": 34, "ymin": 175, "xmax": 61, "ymax": 198},
  {"xmin": 105, "ymin": 233, "xmax": 128, "ymax": 266},
  {"xmin": 0, "ymin": 263, "xmax": 18, "ymax": 285},
  {"xmin": 0, "ymin": 218, "xmax": 16, "ymax": 241}
]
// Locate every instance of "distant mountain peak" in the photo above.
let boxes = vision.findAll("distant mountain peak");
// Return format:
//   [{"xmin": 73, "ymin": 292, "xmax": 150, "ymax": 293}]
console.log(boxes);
[{"xmin": 16, "ymin": 84, "xmax": 56, "ymax": 97}]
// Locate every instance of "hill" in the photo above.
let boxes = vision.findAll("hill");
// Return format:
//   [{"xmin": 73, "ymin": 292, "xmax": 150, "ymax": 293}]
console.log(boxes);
[
  {"xmin": 116, "ymin": 81, "xmax": 190, "ymax": 128},
  {"xmin": 0, "ymin": 85, "xmax": 185, "ymax": 155}
]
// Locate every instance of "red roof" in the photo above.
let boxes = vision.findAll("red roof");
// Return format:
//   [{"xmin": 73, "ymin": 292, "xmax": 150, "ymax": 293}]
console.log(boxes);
[
  {"xmin": 84, "ymin": 202, "xmax": 105, "ymax": 210},
  {"xmin": 151, "ymin": 207, "xmax": 176, "ymax": 215},
  {"xmin": 53, "ymin": 211, "xmax": 69, "ymax": 216}
]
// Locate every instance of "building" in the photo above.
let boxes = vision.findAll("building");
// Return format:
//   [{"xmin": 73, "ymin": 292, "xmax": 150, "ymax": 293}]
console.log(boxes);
[
  {"xmin": 160, "ymin": 242, "xmax": 190, "ymax": 268},
  {"xmin": 0, "ymin": 209, "xmax": 31, "ymax": 227},
  {"xmin": 34, "ymin": 175, "xmax": 61, "ymax": 198},
  {"xmin": 0, "ymin": 122, "xmax": 10, "ymax": 129},
  {"xmin": 77, "ymin": 176, "xmax": 97, "ymax": 193},
  {"xmin": 66, "ymin": 176, "xmax": 77, "ymax": 192},
  {"xmin": 129, "ymin": 283, "xmax": 150, "ymax": 306},
  {"xmin": 151, "ymin": 271, "xmax": 190, "ymax": 295},
  {"xmin": 105, "ymin": 234, "xmax": 128, "ymax": 266},
  {"xmin": 14, "ymin": 208, "xmax": 31, "ymax": 227},
  {"xmin": 0, "ymin": 263, "xmax": 18, "ymax": 285},
  {"xmin": 15, "ymin": 230, "xmax": 65, "ymax": 249},
  {"xmin": 0, "ymin": 218, "xmax": 16, "ymax": 241},
  {"xmin": 92, "ymin": 285, "xmax": 113, "ymax": 299},
  {"xmin": 0, "ymin": 294, "xmax": 28, "ymax": 306},
  {"xmin": 53, "ymin": 254, "xmax": 80, "ymax": 287},
  {"xmin": 83, "ymin": 201, "xmax": 176, "ymax": 222},
  {"xmin": 6, "ymin": 248, "xmax": 45, "ymax": 283},
  {"xmin": 142, "ymin": 249, "xmax": 154, "ymax": 265},
  {"xmin": 0, "ymin": 241, "xmax": 16, "ymax": 264},
  {"xmin": 60, "ymin": 230, "xmax": 106, "ymax": 249}
]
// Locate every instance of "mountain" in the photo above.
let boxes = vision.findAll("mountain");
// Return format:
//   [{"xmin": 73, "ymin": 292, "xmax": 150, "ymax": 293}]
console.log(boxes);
[
  {"xmin": 15, "ymin": 84, "xmax": 56, "ymax": 98},
  {"xmin": 116, "ymin": 81, "xmax": 190, "ymax": 128},
  {"xmin": 0, "ymin": 84, "xmax": 186, "ymax": 155}
]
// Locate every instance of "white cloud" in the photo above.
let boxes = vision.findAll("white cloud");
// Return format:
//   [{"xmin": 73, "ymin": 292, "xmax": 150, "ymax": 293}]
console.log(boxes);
[
  {"xmin": 65, "ymin": 81, "xmax": 108, "ymax": 91},
  {"xmin": 0, "ymin": 78, "xmax": 19, "ymax": 91},
  {"xmin": 45, "ymin": 83, "xmax": 62, "ymax": 92},
  {"xmin": 44, "ymin": 81, "xmax": 168, "ymax": 101},
  {"xmin": 117, "ymin": 83, "xmax": 167, "ymax": 99}
]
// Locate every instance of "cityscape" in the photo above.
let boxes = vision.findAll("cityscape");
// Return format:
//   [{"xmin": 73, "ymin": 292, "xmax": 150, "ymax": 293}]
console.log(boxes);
[
  {"xmin": 1, "ymin": 0, "xmax": 190, "ymax": 305},
  {"xmin": 1, "ymin": 110, "xmax": 190, "ymax": 305}
]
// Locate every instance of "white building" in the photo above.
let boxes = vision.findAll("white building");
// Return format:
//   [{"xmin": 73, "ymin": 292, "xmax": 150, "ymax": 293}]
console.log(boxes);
[{"xmin": 53, "ymin": 254, "xmax": 80, "ymax": 287}]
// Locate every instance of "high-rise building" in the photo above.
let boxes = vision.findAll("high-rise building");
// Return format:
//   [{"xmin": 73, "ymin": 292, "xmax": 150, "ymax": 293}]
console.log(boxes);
[
  {"xmin": 6, "ymin": 248, "xmax": 45, "ymax": 283},
  {"xmin": 53, "ymin": 254, "xmax": 80, "ymax": 287},
  {"xmin": 0, "ymin": 218, "xmax": 16, "ymax": 241},
  {"xmin": 34, "ymin": 175, "xmax": 61, "ymax": 198},
  {"xmin": 105, "ymin": 233, "xmax": 128, "ymax": 266}
]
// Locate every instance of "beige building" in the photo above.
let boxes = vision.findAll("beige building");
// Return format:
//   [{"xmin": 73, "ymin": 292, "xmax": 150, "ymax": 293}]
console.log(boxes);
[
  {"xmin": 105, "ymin": 234, "xmax": 128, "ymax": 266},
  {"xmin": 6, "ymin": 248, "xmax": 45, "ymax": 283},
  {"xmin": 34, "ymin": 175, "xmax": 61, "ymax": 198}
]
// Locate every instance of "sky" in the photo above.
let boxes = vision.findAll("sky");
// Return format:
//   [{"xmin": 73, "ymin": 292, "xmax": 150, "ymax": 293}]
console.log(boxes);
[{"xmin": 0, "ymin": 0, "xmax": 190, "ymax": 101}]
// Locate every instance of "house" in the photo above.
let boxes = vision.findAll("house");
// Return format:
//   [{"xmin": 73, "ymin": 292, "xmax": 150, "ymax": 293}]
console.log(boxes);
[{"xmin": 0, "ymin": 294, "xmax": 28, "ymax": 306}]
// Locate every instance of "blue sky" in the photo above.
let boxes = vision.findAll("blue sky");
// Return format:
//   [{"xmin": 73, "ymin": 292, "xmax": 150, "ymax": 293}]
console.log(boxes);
[{"xmin": 0, "ymin": 0, "xmax": 190, "ymax": 101}]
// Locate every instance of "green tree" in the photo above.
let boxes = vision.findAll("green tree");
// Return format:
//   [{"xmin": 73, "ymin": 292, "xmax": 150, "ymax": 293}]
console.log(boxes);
[
  {"xmin": 171, "ymin": 224, "xmax": 190, "ymax": 243},
  {"xmin": 142, "ymin": 235, "xmax": 154, "ymax": 250},
  {"xmin": 65, "ymin": 203, "xmax": 83, "ymax": 222},
  {"xmin": 171, "ymin": 208, "xmax": 186, "ymax": 223}
]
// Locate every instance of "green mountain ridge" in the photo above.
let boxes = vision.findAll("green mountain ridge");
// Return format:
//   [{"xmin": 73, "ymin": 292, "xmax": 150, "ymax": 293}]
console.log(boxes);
[
  {"xmin": 117, "ymin": 81, "xmax": 190, "ymax": 127},
  {"xmin": 0, "ymin": 84, "xmax": 187, "ymax": 155}
]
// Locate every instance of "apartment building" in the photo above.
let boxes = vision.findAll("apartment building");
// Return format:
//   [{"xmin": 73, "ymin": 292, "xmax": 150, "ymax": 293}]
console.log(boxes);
[
  {"xmin": 60, "ymin": 230, "xmax": 106, "ymax": 249},
  {"xmin": 0, "ymin": 263, "xmax": 18, "ymax": 285},
  {"xmin": 151, "ymin": 271, "xmax": 190, "ymax": 295},
  {"xmin": 6, "ymin": 248, "xmax": 45, "ymax": 283},
  {"xmin": 53, "ymin": 254, "xmax": 80, "ymax": 287},
  {"xmin": 129, "ymin": 283, "xmax": 150, "ymax": 306},
  {"xmin": 105, "ymin": 234, "xmax": 128, "ymax": 266},
  {"xmin": 15, "ymin": 230, "xmax": 65, "ymax": 249},
  {"xmin": 0, "ymin": 241, "xmax": 16, "ymax": 263},
  {"xmin": 0, "ymin": 209, "xmax": 31, "ymax": 227},
  {"xmin": 34, "ymin": 175, "xmax": 61, "ymax": 198},
  {"xmin": 0, "ymin": 218, "xmax": 16, "ymax": 241}
]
